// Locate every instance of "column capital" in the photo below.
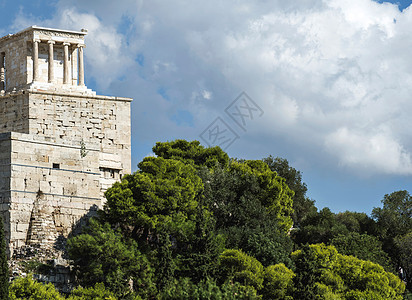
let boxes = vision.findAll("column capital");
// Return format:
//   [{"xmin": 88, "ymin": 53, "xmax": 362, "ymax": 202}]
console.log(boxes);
[
  {"xmin": 63, "ymin": 42, "xmax": 71, "ymax": 46},
  {"xmin": 47, "ymin": 40, "xmax": 56, "ymax": 44},
  {"xmin": 33, "ymin": 39, "xmax": 41, "ymax": 43},
  {"xmin": 77, "ymin": 43, "xmax": 85, "ymax": 48}
]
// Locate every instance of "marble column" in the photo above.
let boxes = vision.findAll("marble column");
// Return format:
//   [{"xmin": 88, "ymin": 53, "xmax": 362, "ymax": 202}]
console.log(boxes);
[
  {"xmin": 78, "ymin": 44, "xmax": 85, "ymax": 86},
  {"xmin": 0, "ymin": 52, "xmax": 4, "ymax": 91},
  {"xmin": 63, "ymin": 42, "xmax": 70, "ymax": 84},
  {"xmin": 32, "ymin": 40, "xmax": 40, "ymax": 82},
  {"xmin": 71, "ymin": 47, "xmax": 78, "ymax": 85},
  {"xmin": 47, "ymin": 41, "xmax": 55, "ymax": 83}
]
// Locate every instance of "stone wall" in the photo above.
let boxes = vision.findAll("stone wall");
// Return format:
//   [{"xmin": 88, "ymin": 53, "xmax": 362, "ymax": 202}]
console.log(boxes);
[
  {"xmin": 1, "ymin": 132, "xmax": 100, "ymax": 252},
  {"xmin": 27, "ymin": 91, "xmax": 131, "ymax": 173},
  {"xmin": 1, "ymin": 34, "xmax": 29, "ymax": 91},
  {"xmin": 0, "ymin": 92, "xmax": 30, "ymax": 134},
  {"xmin": 0, "ymin": 135, "xmax": 11, "ymax": 250},
  {"xmin": 0, "ymin": 90, "xmax": 131, "ymax": 253}
]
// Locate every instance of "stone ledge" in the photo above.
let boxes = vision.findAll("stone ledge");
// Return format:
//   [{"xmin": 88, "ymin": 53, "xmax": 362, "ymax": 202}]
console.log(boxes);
[
  {"xmin": 0, "ymin": 89, "xmax": 132, "ymax": 102},
  {"xmin": 0, "ymin": 132, "xmax": 101, "ymax": 151}
]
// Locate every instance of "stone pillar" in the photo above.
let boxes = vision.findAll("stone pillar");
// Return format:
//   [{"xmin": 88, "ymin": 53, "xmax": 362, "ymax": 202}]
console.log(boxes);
[
  {"xmin": 71, "ymin": 47, "xmax": 78, "ymax": 85},
  {"xmin": 32, "ymin": 40, "xmax": 40, "ymax": 82},
  {"xmin": 63, "ymin": 42, "xmax": 70, "ymax": 84},
  {"xmin": 47, "ymin": 40, "xmax": 55, "ymax": 83},
  {"xmin": 0, "ymin": 52, "xmax": 4, "ymax": 91},
  {"xmin": 78, "ymin": 44, "xmax": 85, "ymax": 86}
]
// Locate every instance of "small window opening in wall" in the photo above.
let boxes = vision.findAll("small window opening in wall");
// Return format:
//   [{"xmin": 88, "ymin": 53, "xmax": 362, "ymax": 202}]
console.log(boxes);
[
  {"xmin": 100, "ymin": 167, "xmax": 120, "ymax": 179},
  {"xmin": 52, "ymin": 163, "xmax": 60, "ymax": 169}
]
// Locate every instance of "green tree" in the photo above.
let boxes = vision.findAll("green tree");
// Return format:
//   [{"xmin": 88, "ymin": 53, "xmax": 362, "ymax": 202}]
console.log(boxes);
[
  {"xmin": 263, "ymin": 156, "xmax": 316, "ymax": 227},
  {"xmin": 292, "ymin": 244, "xmax": 326, "ymax": 300},
  {"xmin": 67, "ymin": 219, "xmax": 156, "ymax": 299},
  {"xmin": 335, "ymin": 211, "xmax": 378, "ymax": 236},
  {"xmin": 153, "ymin": 140, "xmax": 229, "ymax": 169},
  {"xmin": 372, "ymin": 190, "xmax": 412, "ymax": 265},
  {"xmin": 394, "ymin": 231, "xmax": 412, "ymax": 290},
  {"xmin": 0, "ymin": 217, "xmax": 8, "ymax": 299},
  {"xmin": 9, "ymin": 275, "xmax": 64, "ymax": 300},
  {"xmin": 161, "ymin": 277, "xmax": 260, "ymax": 300},
  {"xmin": 291, "ymin": 244, "xmax": 405, "ymax": 299},
  {"xmin": 200, "ymin": 164, "xmax": 293, "ymax": 267},
  {"xmin": 102, "ymin": 154, "xmax": 223, "ymax": 288},
  {"xmin": 218, "ymin": 249, "xmax": 264, "ymax": 291},
  {"xmin": 292, "ymin": 207, "xmax": 348, "ymax": 245},
  {"xmin": 372, "ymin": 191, "xmax": 412, "ymax": 237},
  {"xmin": 103, "ymin": 157, "xmax": 203, "ymax": 241},
  {"xmin": 177, "ymin": 203, "xmax": 225, "ymax": 283},
  {"xmin": 330, "ymin": 232, "xmax": 393, "ymax": 271},
  {"xmin": 68, "ymin": 283, "xmax": 117, "ymax": 300},
  {"xmin": 261, "ymin": 263, "xmax": 294, "ymax": 300}
]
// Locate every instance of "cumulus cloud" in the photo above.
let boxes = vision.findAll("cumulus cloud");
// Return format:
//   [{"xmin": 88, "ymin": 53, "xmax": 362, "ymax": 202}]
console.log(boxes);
[
  {"xmin": 326, "ymin": 127, "xmax": 412, "ymax": 174},
  {"xmin": 10, "ymin": 0, "xmax": 412, "ymax": 175}
]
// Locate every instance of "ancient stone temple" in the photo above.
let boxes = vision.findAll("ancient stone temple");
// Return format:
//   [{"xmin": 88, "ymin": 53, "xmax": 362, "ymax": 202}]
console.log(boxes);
[{"xmin": 0, "ymin": 26, "xmax": 132, "ymax": 256}]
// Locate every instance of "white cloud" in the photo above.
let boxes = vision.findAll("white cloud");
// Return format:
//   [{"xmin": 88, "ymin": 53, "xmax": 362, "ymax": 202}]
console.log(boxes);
[
  {"xmin": 201, "ymin": 90, "xmax": 212, "ymax": 100},
  {"xmin": 325, "ymin": 127, "xmax": 412, "ymax": 174},
  {"xmin": 11, "ymin": 0, "xmax": 412, "ymax": 175}
]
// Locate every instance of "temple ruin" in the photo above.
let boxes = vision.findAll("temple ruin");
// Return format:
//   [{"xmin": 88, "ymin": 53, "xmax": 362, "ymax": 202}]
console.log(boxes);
[{"xmin": 0, "ymin": 26, "xmax": 132, "ymax": 255}]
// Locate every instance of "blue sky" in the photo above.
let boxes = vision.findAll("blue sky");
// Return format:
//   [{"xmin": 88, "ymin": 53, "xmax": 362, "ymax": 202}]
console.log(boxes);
[{"xmin": 2, "ymin": 0, "xmax": 412, "ymax": 215}]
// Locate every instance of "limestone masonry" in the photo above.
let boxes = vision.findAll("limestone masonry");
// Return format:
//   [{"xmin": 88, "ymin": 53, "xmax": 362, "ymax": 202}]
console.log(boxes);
[{"xmin": 0, "ymin": 26, "xmax": 132, "ymax": 255}]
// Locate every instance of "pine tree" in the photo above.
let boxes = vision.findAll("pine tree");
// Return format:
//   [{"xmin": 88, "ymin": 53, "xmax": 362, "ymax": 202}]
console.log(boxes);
[{"xmin": 0, "ymin": 217, "xmax": 8, "ymax": 299}]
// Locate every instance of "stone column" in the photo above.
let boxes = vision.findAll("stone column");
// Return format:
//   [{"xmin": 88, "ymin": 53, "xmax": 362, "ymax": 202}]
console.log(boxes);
[
  {"xmin": 32, "ymin": 40, "xmax": 40, "ymax": 82},
  {"xmin": 63, "ymin": 42, "xmax": 70, "ymax": 84},
  {"xmin": 71, "ymin": 46, "xmax": 78, "ymax": 85},
  {"xmin": 78, "ymin": 44, "xmax": 85, "ymax": 86},
  {"xmin": 0, "ymin": 52, "xmax": 5, "ymax": 91},
  {"xmin": 47, "ymin": 40, "xmax": 55, "ymax": 83}
]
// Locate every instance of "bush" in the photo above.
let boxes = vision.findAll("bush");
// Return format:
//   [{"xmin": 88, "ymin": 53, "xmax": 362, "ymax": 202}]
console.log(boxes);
[
  {"xmin": 68, "ymin": 283, "xmax": 117, "ymax": 300},
  {"xmin": 161, "ymin": 277, "xmax": 261, "ymax": 300},
  {"xmin": 219, "ymin": 249, "xmax": 264, "ymax": 290},
  {"xmin": 262, "ymin": 263, "xmax": 294, "ymax": 299},
  {"xmin": 9, "ymin": 275, "xmax": 64, "ymax": 300}
]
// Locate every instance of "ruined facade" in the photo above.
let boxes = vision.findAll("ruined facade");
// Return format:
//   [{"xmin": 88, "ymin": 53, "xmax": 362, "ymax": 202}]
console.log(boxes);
[{"xmin": 0, "ymin": 26, "xmax": 132, "ymax": 255}]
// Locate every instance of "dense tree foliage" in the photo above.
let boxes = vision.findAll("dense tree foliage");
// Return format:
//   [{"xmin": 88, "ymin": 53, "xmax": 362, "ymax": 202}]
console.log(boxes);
[
  {"xmin": 331, "ymin": 232, "xmax": 393, "ymax": 271},
  {"xmin": 9, "ymin": 277, "xmax": 120, "ymax": 300},
  {"xmin": 263, "ymin": 156, "xmax": 316, "ymax": 227},
  {"xmin": 67, "ymin": 283, "xmax": 117, "ymax": 300},
  {"xmin": 200, "ymin": 164, "xmax": 294, "ymax": 267},
  {"xmin": 218, "ymin": 249, "xmax": 265, "ymax": 290},
  {"xmin": 161, "ymin": 277, "xmax": 260, "ymax": 300},
  {"xmin": 395, "ymin": 231, "xmax": 412, "ymax": 289},
  {"xmin": 13, "ymin": 139, "xmax": 410, "ymax": 299},
  {"xmin": 9, "ymin": 276, "xmax": 65, "ymax": 300},
  {"xmin": 261, "ymin": 263, "xmax": 294, "ymax": 300},
  {"xmin": 67, "ymin": 219, "xmax": 156, "ymax": 298},
  {"xmin": 153, "ymin": 139, "xmax": 229, "ymax": 169},
  {"xmin": 292, "ymin": 244, "xmax": 405, "ymax": 299},
  {"xmin": 372, "ymin": 190, "xmax": 412, "ymax": 291},
  {"xmin": 103, "ymin": 156, "xmax": 203, "ymax": 240},
  {"xmin": 292, "ymin": 207, "xmax": 348, "ymax": 245}
]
